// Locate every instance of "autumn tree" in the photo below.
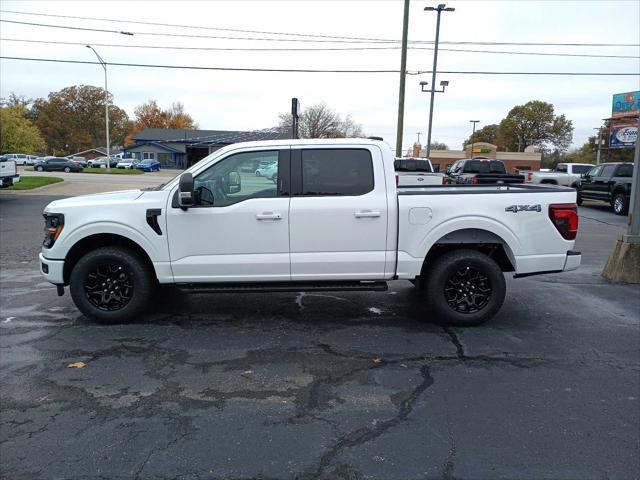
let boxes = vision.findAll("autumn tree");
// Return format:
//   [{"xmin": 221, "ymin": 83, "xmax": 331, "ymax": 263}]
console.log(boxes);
[
  {"xmin": 278, "ymin": 103, "xmax": 364, "ymax": 138},
  {"xmin": 31, "ymin": 85, "xmax": 129, "ymax": 155},
  {"xmin": 429, "ymin": 141, "xmax": 449, "ymax": 151},
  {"xmin": 498, "ymin": 100, "xmax": 573, "ymax": 154},
  {"xmin": 0, "ymin": 105, "xmax": 46, "ymax": 153},
  {"xmin": 126, "ymin": 100, "xmax": 198, "ymax": 145}
]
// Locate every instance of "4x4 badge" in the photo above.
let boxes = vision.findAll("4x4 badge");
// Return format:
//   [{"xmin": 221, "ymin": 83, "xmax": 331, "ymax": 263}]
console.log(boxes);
[{"xmin": 505, "ymin": 204, "xmax": 541, "ymax": 213}]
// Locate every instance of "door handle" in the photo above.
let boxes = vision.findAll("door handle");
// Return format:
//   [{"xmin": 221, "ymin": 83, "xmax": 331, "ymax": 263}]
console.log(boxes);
[
  {"xmin": 354, "ymin": 210, "xmax": 381, "ymax": 218},
  {"xmin": 256, "ymin": 212, "xmax": 282, "ymax": 220}
]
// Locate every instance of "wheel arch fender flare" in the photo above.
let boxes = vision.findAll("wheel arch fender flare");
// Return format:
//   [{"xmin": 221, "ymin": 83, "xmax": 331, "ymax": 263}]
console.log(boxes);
[
  {"xmin": 415, "ymin": 217, "xmax": 521, "ymax": 269},
  {"xmin": 60, "ymin": 222, "xmax": 163, "ymax": 284}
]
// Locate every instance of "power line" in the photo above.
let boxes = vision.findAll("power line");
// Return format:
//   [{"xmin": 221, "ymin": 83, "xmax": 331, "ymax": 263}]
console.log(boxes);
[
  {"xmin": 2, "ymin": 37, "xmax": 638, "ymax": 59},
  {"xmin": 1, "ymin": 19, "xmax": 638, "ymax": 47},
  {"xmin": 1, "ymin": 56, "xmax": 638, "ymax": 75}
]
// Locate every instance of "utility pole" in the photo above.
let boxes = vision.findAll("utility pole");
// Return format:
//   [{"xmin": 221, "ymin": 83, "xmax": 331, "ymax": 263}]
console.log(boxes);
[
  {"xmin": 395, "ymin": 0, "xmax": 411, "ymax": 157},
  {"xmin": 86, "ymin": 45, "xmax": 110, "ymax": 172},
  {"xmin": 291, "ymin": 98, "xmax": 300, "ymax": 139},
  {"xmin": 628, "ymin": 114, "xmax": 640, "ymax": 237},
  {"xmin": 424, "ymin": 3, "xmax": 454, "ymax": 159},
  {"xmin": 595, "ymin": 127, "xmax": 603, "ymax": 164},
  {"xmin": 469, "ymin": 120, "xmax": 480, "ymax": 159},
  {"xmin": 602, "ymin": 113, "xmax": 640, "ymax": 283}
]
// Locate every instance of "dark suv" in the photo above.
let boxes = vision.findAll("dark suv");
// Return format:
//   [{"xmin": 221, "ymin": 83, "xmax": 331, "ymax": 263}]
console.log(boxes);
[
  {"xmin": 577, "ymin": 162, "xmax": 634, "ymax": 215},
  {"xmin": 35, "ymin": 157, "xmax": 83, "ymax": 173}
]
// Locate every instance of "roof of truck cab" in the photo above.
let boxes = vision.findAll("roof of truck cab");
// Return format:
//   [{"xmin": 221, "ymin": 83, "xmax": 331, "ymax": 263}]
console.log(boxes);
[{"xmin": 219, "ymin": 138, "xmax": 390, "ymax": 148}]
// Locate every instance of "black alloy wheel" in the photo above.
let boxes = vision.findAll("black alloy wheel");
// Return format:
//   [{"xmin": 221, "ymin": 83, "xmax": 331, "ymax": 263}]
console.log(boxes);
[
  {"xmin": 423, "ymin": 249, "xmax": 506, "ymax": 326},
  {"xmin": 70, "ymin": 246, "xmax": 155, "ymax": 323},
  {"xmin": 444, "ymin": 265, "xmax": 491, "ymax": 314},
  {"xmin": 84, "ymin": 264, "xmax": 134, "ymax": 311}
]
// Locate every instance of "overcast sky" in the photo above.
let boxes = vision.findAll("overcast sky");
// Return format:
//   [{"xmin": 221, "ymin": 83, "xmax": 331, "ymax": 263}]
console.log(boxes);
[{"xmin": 1, "ymin": 0, "xmax": 638, "ymax": 152}]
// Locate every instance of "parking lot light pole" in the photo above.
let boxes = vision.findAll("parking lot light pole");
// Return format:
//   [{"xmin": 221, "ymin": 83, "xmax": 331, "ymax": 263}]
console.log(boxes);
[
  {"xmin": 594, "ymin": 127, "xmax": 603, "ymax": 164},
  {"xmin": 469, "ymin": 120, "xmax": 480, "ymax": 159},
  {"xmin": 424, "ymin": 3, "xmax": 454, "ymax": 159},
  {"xmin": 86, "ymin": 45, "xmax": 110, "ymax": 172},
  {"xmin": 420, "ymin": 79, "xmax": 450, "ymax": 157}
]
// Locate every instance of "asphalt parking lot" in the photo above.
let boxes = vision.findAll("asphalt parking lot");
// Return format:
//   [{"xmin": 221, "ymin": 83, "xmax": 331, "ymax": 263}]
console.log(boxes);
[{"xmin": 1, "ymin": 193, "xmax": 639, "ymax": 480}]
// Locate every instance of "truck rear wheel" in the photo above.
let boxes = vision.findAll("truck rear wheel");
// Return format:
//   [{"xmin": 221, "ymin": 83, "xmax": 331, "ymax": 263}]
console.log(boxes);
[
  {"xmin": 70, "ymin": 246, "xmax": 155, "ymax": 323},
  {"xmin": 612, "ymin": 193, "xmax": 628, "ymax": 216},
  {"xmin": 424, "ymin": 249, "xmax": 506, "ymax": 326}
]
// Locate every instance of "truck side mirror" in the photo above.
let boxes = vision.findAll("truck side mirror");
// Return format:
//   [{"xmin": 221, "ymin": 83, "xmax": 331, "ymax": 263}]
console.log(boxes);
[
  {"xmin": 228, "ymin": 171, "xmax": 241, "ymax": 194},
  {"xmin": 178, "ymin": 172, "xmax": 195, "ymax": 210}
]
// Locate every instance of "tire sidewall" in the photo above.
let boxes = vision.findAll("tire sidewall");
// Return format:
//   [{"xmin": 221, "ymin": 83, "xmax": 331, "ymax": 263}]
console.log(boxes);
[
  {"xmin": 424, "ymin": 250, "xmax": 506, "ymax": 326},
  {"xmin": 70, "ymin": 247, "xmax": 155, "ymax": 323}
]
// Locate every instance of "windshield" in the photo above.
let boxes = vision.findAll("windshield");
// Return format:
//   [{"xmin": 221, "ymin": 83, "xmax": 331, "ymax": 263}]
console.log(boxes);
[{"xmin": 463, "ymin": 160, "xmax": 506, "ymax": 174}]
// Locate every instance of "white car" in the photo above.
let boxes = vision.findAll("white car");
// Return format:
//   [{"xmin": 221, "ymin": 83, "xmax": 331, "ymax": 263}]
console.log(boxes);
[
  {"xmin": 255, "ymin": 162, "xmax": 277, "ymax": 178},
  {"xmin": 526, "ymin": 163, "xmax": 593, "ymax": 188},
  {"xmin": 39, "ymin": 138, "xmax": 581, "ymax": 326},
  {"xmin": 116, "ymin": 159, "xmax": 140, "ymax": 169},
  {"xmin": 4, "ymin": 153, "xmax": 29, "ymax": 165}
]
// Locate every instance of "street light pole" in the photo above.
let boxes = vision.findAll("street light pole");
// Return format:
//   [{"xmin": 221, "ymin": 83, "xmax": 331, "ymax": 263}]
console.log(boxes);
[
  {"xmin": 469, "ymin": 120, "xmax": 480, "ymax": 159},
  {"xmin": 424, "ymin": 3, "xmax": 454, "ymax": 159},
  {"xmin": 86, "ymin": 45, "xmax": 110, "ymax": 172}
]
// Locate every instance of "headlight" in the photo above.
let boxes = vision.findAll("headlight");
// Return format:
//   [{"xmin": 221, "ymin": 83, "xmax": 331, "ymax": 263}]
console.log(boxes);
[{"xmin": 43, "ymin": 213, "xmax": 64, "ymax": 248}]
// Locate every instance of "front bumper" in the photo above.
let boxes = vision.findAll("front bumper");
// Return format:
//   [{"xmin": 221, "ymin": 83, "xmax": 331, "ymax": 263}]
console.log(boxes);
[{"xmin": 39, "ymin": 252, "xmax": 65, "ymax": 285}]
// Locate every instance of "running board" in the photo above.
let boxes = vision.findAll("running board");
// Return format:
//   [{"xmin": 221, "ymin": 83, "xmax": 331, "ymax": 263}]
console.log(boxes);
[{"xmin": 176, "ymin": 280, "xmax": 388, "ymax": 294}]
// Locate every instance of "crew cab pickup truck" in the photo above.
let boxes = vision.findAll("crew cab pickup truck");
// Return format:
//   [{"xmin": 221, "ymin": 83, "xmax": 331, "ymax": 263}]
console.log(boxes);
[
  {"xmin": 0, "ymin": 156, "xmax": 20, "ymax": 188},
  {"xmin": 526, "ymin": 163, "xmax": 593, "ymax": 188},
  {"xmin": 39, "ymin": 139, "xmax": 581, "ymax": 326},
  {"xmin": 577, "ymin": 161, "xmax": 634, "ymax": 215},
  {"xmin": 394, "ymin": 157, "xmax": 446, "ymax": 186},
  {"xmin": 446, "ymin": 159, "xmax": 524, "ymax": 185}
]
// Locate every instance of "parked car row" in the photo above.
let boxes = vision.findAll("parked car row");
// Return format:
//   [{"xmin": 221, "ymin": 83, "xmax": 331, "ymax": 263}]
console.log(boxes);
[{"xmin": 3, "ymin": 153, "xmax": 40, "ymax": 165}]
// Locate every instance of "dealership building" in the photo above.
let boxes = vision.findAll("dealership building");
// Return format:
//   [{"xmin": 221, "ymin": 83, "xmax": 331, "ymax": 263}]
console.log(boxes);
[{"xmin": 408, "ymin": 142, "xmax": 542, "ymax": 173}]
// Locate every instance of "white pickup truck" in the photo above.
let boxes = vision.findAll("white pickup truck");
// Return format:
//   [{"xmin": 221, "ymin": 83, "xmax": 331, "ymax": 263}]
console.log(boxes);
[
  {"xmin": 526, "ymin": 163, "xmax": 593, "ymax": 188},
  {"xmin": 40, "ymin": 139, "xmax": 581, "ymax": 326},
  {"xmin": 394, "ymin": 157, "xmax": 445, "ymax": 186}
]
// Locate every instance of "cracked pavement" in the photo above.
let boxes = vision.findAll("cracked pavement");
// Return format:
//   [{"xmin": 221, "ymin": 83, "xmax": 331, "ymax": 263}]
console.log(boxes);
[{"xmin": 1, "ymin": 195, "xmax": 639, "ymax": 480}]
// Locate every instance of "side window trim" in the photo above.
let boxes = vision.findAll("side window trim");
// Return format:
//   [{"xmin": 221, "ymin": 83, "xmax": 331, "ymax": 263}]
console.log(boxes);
[{"xmin": 294, "ymin": 147, "xmax": 375, "ymax": 197}]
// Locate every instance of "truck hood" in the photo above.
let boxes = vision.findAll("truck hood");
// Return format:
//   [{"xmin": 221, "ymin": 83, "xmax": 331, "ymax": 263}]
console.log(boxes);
[{"xmin": 44, "ymin": 190, "xmax": 145, "ymax": 212}]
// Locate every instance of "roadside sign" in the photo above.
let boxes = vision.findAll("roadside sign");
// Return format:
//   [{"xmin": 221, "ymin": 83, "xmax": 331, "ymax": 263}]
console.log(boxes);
[
  {"xmin": 612, "ymin": 91, "xmax": 640, "ymax": 118},
  {"xmin": 609, "ymin": 124, "xmax": 638, "ymax": 148}
]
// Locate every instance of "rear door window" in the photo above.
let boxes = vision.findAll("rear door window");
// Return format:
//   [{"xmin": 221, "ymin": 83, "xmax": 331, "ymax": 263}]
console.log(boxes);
[
  {"xmin": 616, "ymin": 163, "xmax": 633, "ymax": 177},
  {"xmin": 600, "ymin": 165, "xmax": 616, "ymax": 178},
  {"xmin": 301, "ymin": 149, "xmax": 374, "ymax": 196}
]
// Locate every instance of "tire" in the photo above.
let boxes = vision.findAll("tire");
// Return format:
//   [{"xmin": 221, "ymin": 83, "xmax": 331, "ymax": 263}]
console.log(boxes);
[
  {"xmin": 64, "ymin": 167, "xmax": 71, "ymax": 173},
  {"xmin": 36, "ymin": 166, "xmax": 43, "ymax": 172},
  {"xmin": 576, "ymin": 191, "xmax": 583, "ymax": 206},
  {"xmin": 423, "ymin": 249, "xmax": 506, "ymax": 327},
  {"xmin": 612, "ymin": 192, "xmax": 629, "ymax": 216},
  {"xmin": 69, "ymin": 247, "xmax": 156, "ymax": 323}
]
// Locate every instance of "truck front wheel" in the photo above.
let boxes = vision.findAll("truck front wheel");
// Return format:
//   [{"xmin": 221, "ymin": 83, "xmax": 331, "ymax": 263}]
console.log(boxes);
[
  {"xmin": 70, "ymin": 247, "xmax": 155, "ymax": 323},
  {"xmin": 424, "ymin": 249, "xmax": 506, "ymax": 326}
]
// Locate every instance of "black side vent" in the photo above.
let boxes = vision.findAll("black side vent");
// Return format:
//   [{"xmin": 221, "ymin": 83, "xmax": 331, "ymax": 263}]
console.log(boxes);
[{"xmin": 146, "ymin": 209, "xmax": 162, "ymax": 235}]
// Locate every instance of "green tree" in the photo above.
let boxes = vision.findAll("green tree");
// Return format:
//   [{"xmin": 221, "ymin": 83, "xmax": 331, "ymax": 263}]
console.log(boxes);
[
  {"xmin": 462, "ymin": 124, "xmax": 499, "ymax": 148},
  {"xmin": 429, "ymin": 141, "xmax": 449, "ymax": 150},
  {"xmin": 32, "ymin": 85, "xmax": 129, "ymax": 155},
  {"xmin": 497, "ymin": 100, "xmax": 573, "ymax": 154},
  {"xmin": 278, "ymin": 103, "xmax": 364, "ymax": 138},
  {"xmin": 0, "ymin": 105, "xmax": 46, "ymax": 153}
]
